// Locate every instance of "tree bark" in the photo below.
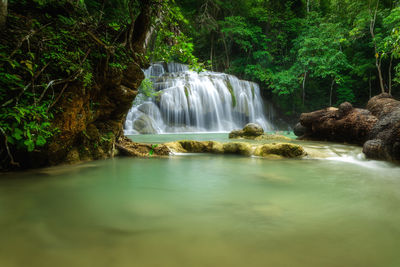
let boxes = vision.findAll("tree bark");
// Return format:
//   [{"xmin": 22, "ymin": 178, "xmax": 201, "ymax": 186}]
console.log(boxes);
[
  {"xmin": 369, "ymin": 72, "xmax": 372, "ymax": 99},
  {"xmin": 210, "ymin": 32, "xmax": 214, "ymax": 71},
  {"xmin": 0, "ymin": 0, "xmax": 7, "ymax": 29},
  {"xmin": 389, "ymin": 53, "xmax": 393, "ymax": 95},
  {"xmin": 302, "ymin": 70, "xmax": 307, "ymax": 105},
  {"xmin": 221, "ymin": 32, "xmax": 230, "ymax": 69},
  {"xmin": 329, "ymin": 77, "xmax": 335, "ymax": 106},
  {"xmin": 131, "ymin": 0, "xmax": 158, "ymax": 61},
  {"xmin": 370, "ymin": 0, "xmax": 385, "ymax": 93}
]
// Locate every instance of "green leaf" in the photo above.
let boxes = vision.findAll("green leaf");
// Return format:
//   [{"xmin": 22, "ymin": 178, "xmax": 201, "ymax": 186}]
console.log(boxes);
[
  {"xmin": 24, "ymin": 139, "xmax": 35, "ymax": 152},
  {"xmin": 36, "ymin": 135, "xmax": 47, "ymax": 147},
  {"xmin": 12, "ymin": 128, "xmax": 24, "ymax": 140}
]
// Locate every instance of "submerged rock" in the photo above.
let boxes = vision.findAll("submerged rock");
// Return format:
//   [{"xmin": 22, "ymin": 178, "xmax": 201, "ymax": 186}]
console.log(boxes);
[{"xmin": 164, "ymin": 140, "xmax": 305, "ymax": 158}]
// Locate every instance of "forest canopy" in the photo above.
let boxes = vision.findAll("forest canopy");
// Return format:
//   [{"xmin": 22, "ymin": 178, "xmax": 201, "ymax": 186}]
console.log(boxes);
[{"xmin": 175, "ymin": 0, "xmax": 400, "ymax": 115}]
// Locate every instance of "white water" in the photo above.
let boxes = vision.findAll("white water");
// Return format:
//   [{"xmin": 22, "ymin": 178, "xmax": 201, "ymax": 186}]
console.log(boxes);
[{"xmin": 124, "ymin": 63, "xmax": 273, "ymax": 134}]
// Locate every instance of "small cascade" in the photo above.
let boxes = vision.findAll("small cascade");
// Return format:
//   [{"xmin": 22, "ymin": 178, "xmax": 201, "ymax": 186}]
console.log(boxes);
[{"xmin": 124, "ymin": 63, "xmax": 274, "ymax": 134}]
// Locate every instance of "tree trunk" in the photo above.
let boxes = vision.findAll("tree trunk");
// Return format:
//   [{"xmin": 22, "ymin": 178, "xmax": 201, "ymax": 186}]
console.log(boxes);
[
  {"xmin": 389, "ymin": 54, "xmax": 393, "ymax": 95},
  {"xmin": 220, "ymin": 33, "xmax": 230, "ymax": 69},
  {"xmin": 369, "ymin": 72, "xmax": 372, "ymax": 99},
  {"xmin": 370, "ymin": 0, "xmax": 385, "ymax": 94},
  {"xmin": 0, "ymin": 0, "xmax": 7, "ymax": 29},
  {"xmin": 210, "ymin": 32, "xmax": 214, "ymax": 71},
  {"xmin": 131, "ymin": 0, "xmax": 155, "ymax": 59},
  {"xmin": 302, "ymin": 71, "xmax": 307, "ymax": 105},
  {"xmin": 329, "ymin": 77, "xmax": 335, "ymax": 106}
]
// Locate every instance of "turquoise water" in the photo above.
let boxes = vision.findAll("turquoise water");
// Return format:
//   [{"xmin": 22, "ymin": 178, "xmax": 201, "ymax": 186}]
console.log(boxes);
[{"xmin": 1, "ymin": 134, "xmax": 400, "ymax": 267}]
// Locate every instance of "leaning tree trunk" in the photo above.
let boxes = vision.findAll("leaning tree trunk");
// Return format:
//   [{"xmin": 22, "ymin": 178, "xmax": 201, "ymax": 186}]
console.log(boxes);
[{"xmin": 0, "ymin": 0, "xmax": 7, "ymax": 29}]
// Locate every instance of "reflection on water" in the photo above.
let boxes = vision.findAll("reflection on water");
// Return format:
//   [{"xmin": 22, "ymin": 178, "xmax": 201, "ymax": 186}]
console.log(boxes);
[{"xmin": 1, "ymin": 134, "xmax": 400, "ymax": 267}]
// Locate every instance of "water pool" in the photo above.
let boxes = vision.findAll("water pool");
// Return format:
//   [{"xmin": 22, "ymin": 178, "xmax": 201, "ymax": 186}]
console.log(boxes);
[{"xmin": 1, "ymin": 134, "xmax": 399, "ymax": 267}]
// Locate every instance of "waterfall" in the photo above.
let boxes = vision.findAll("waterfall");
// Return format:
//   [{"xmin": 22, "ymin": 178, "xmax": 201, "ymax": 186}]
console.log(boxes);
[{"xmin": 124, "ymin": 63, "xmax": 274, "ymax": 134}]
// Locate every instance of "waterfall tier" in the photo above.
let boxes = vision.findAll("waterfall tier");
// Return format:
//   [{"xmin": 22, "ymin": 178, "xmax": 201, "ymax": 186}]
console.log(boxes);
[{"xmin": 124, "ymin": 63, "xmax": 274, "ymax": 134}]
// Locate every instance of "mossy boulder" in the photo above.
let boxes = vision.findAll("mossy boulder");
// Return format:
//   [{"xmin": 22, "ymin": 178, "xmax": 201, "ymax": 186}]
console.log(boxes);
[
  {"xmin": 254, "ymin": 143, "xmax": 305, "ymax": 158},
  {"xmin": 229, "ymin": 123, "xmax": 265, "ymax": 139},
  {"xmin": 243, "ymin": 123, "xmax": 264, "ymax": 136},
  {"xmin": 165, "ymin": 140, "xmax": 224, "ymax": 154},
  {"xmin": 164, "ymin": 140, "xmax": 251, "ymax": 155},
  {"xmin": 164, "ymin": 140, "xmax": 305, "ymax": 159},
  {"xmin": 254, "ymin": 134, "xmax": 292, "ymax": 141},
  {"xmin": 117, "ymin": 137, "xmax": 170, "ymax": 157},
  {"xmin": 222, "ymin": 142, "xmax": 253, "ymax": 156}
]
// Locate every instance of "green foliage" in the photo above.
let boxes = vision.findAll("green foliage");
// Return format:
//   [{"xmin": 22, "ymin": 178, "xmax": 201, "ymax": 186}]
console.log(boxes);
[
  {"xmin": 149, "ymin": 144, "xmax": 158, "ymax": 156},
  {"xmin": 0, "ymin": 105, "xmax": 54, "ymax": 152},
  {"xmin": 178, "ymin": 0, "xmax": 400, "ymax": 114},
  {"xmin": 148, "ymin": 2, "xmax": 202, "ymax": 70},
  {"xmin": 139, "ymin": 78, "xmax": 160, "ymax": 98}
]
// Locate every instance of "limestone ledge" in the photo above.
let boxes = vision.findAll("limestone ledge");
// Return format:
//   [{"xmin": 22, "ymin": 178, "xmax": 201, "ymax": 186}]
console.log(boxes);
[{"xmin": 163, "ymin": 140, "xmax": 306, "ymax": 159}]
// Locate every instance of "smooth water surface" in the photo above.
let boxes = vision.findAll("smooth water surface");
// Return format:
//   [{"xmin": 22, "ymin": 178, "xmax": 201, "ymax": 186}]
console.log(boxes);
[{"xmin": 1, "ymin": 134, "xmax": 400, "ymax": 267}]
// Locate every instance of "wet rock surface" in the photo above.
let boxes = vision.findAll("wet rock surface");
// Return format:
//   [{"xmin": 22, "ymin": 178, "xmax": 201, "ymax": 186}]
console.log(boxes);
[
  {"xmin": 164, "ymin": 140, "xmax": 305, "ymax": 158},
  {"xmin": 229, "ymin": 123, "xmax": 290, "ymax": 141},
  {"xmin": 295, "ymin": 94, "xmax": 400, "ymax": 163},
  {"xmin": 117, "ymin": 137, "xmax": 170, "ymax": 157}
]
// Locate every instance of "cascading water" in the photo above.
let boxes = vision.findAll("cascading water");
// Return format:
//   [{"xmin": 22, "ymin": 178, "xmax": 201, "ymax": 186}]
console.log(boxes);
[{"xmin": 124, "ymin": 62, "xmax": 274, "ymax": 134}]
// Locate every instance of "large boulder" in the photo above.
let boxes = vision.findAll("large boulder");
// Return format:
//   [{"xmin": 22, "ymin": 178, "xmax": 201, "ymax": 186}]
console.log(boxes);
[
  {"xmin": 293, "ymin": 122, "xmax": 308, "ymax": 137},
  {"xmin": 229, "ymin": 123, "xmax": 264, "ymax": 139},
  {"xmin": 297, "ymin": 103, "xmax": 377, "ymax": 145},
  {"xmin": 362, "ymin": 94, "xmax": 400, "ymax": 162},
  {"xmin": 295, "ymin": 93, "xmax": 400, "ymax": 163},
  {"xmin": 133, "ymin": 114, "xmax": 157, "ymax": 134},
  {"xmin": 243, "ymin": 123, "xmax": 264, "ymax": 136}
]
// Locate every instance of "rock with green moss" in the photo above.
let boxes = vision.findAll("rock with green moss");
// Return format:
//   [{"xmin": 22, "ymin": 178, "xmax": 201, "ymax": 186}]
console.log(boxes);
[
  {"xmin": 254, "ymin": 134, "xmax": 292, "ymax": 141},
  {"xmin": 164, "ymin": 139, "xmax": 305, "ymax": 159},
  {"xmin": 229, "ymin": 123, "xmax": 264, "ymax": 139},
  {"xmin": 165, "ymin": 140, "xmax": 252, "ymax": 155},
  {"xmin": 254, "ymin": 143, "xmax": 305, "ymax": 158},
  {"xmin": 222, "ymin": 142, "xmax": 253, "ymax": 156}
]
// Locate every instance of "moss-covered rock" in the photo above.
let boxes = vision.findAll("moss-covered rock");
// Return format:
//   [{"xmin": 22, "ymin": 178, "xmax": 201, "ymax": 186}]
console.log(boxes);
[
  {"xmin": 117, "ymin": 137, "xmax": 170, "ymax": 157},
  {"xmin": 229, "ymin": 123, "xmax": 265, "ymax": 139},
  {"xmin": 254, "ymin": 143, "xmax": 305, "ymax": 158},
  {"xmin": 222, "ymin": 142, "xmax": 253, "ymax": 156},
  {"xmin": 164, "ymin": 140, "xmax": 305, "ymax": 159},
  {"xmin": 254, "ymin": 134, "xmax": 292, "ymax": 141},
  {"xmin": 165, "ymin": 140, "xmax": 224, "ymax": 154}
]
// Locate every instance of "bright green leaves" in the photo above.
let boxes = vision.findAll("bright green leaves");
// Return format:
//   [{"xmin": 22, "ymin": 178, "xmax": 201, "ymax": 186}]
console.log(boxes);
[
  {"xmin": 0, "ymin": 105, "xmax": 54, "ymax": 152},
  {"xmin": 220, "ymin": 16, "xmax": 265, "ymax": 53},
  {"xmin": 139, "ymin": 78, "xmax": 160, "ymax": 98}
]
